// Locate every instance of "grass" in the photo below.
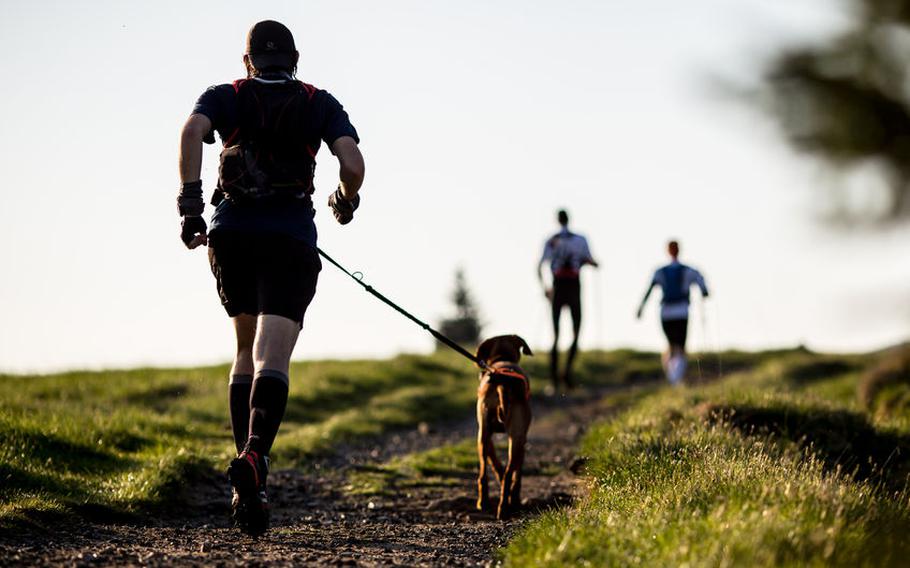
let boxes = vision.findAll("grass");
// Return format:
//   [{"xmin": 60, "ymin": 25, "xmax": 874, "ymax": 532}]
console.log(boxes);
[
  {"xmin": 0, "ymin": 348, "xmax": 652, "ymax": 529},
  {"xmin": 13, "ymin": 341, "xmax": 890, "ymax": 566},
  {"xmin": 500, "ymin": 349, "xmax": 910, "ymax": 567},
  {"xmin": 345, "ymin": 439, "xmax": 484, "ymax": 497},
  {"xmin": 859, "ymin": 345, "xmax": 910, "ymax": 428}
]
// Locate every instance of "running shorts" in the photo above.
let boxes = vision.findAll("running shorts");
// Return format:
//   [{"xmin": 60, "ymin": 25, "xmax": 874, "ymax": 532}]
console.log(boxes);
[
  {"xmin": 208, "ymin": 230, "xmax": 321, "ymax": 325},
  {"xmin": 552, "ymin": 276, "xmax": 581, "ymax": 311},
  {"xmin": 661, "ymin": 318, "xmax": 688, "ymax": 349}
]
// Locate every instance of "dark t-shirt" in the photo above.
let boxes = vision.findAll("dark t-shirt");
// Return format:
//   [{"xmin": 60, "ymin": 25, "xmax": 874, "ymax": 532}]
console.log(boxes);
[{"xmin": 191, "ymin": 77, "xmax": 359, "ymax": 245}]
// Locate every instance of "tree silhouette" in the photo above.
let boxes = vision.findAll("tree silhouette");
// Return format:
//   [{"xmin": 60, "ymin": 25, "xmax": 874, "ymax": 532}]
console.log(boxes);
[
  {"xmin": 762, "ymin": 0, "xmax": 910, "ymax": 222},
  {"xmin": 438, "ymin": 268, "xmax": 483, "ymax": 349}
]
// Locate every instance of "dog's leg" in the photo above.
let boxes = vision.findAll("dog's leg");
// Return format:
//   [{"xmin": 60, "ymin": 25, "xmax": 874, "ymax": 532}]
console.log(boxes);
[
  {"xmin": 476, "ymin": 399, "xmax": 490, "ymax": 511},
  {"xmin": 498, "ymin": 421, "xmax": 529, "ymax": 520},
  {"xmin": 497, "ymin": 434, "xmax": 525, "ymax": 520},
  {"xmin": 488, "ymin": 445, "xmax": 505, "ymax": 484},
  {"xmin": 508, "ymin": 435, "xmax": 527, "ymax": 510},
  {"xmin": 497, "ymin": 445, "xmax": 514, "ymax": 520},
  {"xmin": 476, "ymin": 428, "xmax": 489, "ymax": 511}
]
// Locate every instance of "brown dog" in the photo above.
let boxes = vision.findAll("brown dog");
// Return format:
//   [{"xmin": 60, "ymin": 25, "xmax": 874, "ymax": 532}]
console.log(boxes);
[{"xmin": 474, "ymin": 334, "xmax": 533, "ymax": 520}]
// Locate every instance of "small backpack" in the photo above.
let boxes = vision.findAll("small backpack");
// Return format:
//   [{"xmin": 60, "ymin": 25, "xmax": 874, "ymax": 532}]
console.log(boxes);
[
  {"xmin": 218, "ymin": 78, "xmax": 319, "ymax": 202},
  {"xmin": 661, "ymin": 264, "xmax": 690, "ymax": 304}
]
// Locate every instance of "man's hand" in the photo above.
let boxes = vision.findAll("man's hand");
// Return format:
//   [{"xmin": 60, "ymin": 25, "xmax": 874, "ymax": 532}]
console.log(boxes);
[
  {"xmin": 636, "ymin": 306, "xmax": 644, "ymax": 320},
  {"xmin": 545, "ymin": 288, "xmax": 554, "ymax": 301},
  {"xmin": 328, "ymin": 186, "xmax": 360, "ymax": 225},
  {"xmin": 181, "ymin": 216, "xmax": 208, "ymax": 249}
]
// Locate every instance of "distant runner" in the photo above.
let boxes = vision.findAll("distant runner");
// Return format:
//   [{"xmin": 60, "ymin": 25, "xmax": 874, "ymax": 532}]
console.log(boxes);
[
  {"xmin": 177, "ymin": 20, "xmax": 364, "ymax": 535},
  {"xmin": 636, "ymin": 240, "xmax": 709, "ymax": 385},
  {"xmin": 537, "ymin": 210, "xmax": 598, "ymax": 392}
]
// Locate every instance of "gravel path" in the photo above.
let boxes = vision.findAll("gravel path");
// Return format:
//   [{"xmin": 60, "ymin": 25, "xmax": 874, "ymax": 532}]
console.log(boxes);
[{"xmin": 1, "ymin": 384, "xmax": 637, "ymax": 567}]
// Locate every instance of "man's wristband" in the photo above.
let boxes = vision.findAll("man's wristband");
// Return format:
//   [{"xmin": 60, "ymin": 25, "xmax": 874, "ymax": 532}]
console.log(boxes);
[
  {"xmin": 336, "ymin": 185, "xmax": 360, "ymax": 209},
  {"xmin": 178, "ymin": 180, "xmax": 204, "ymax": 216}
]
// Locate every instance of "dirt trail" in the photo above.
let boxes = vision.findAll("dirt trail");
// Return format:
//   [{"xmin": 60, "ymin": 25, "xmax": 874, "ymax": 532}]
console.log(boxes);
[{"xmin": 2, "ymin": 384, "xmax": 639, "ymax": 567}]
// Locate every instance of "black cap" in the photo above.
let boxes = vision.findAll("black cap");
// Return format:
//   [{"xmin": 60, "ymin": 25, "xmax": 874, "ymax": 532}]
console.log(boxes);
[{"xmin": 246, "ymin": 20, "xmax": 296, "ymax": 70}]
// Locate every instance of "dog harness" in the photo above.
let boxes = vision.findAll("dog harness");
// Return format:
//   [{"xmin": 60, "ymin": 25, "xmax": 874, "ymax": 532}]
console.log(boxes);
[{"xmin": 480, "ymin": 368, "xmax": 531, "ymax": 401}]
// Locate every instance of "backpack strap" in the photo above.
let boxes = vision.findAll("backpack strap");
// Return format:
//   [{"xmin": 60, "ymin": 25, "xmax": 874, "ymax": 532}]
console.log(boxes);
[
  {"xmin": 222, "ymin": 79, "xmax": 250, "ymax": 147},
  {"xmin": 299, "ymin": 81, "xmax": 317, "ymax": 101},
  {"xmin": 223, "ymin": 79, "xmax": 318, "ymax": 154},
  {"xmin": 298, "ymin": 82, "xmax": 318, "ymax": 157}
]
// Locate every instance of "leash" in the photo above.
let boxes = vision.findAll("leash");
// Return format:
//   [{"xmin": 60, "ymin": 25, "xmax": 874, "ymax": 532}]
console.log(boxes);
[{"xmin": 316, "ymin": 247, "xmax": 491, "ymax": 371}]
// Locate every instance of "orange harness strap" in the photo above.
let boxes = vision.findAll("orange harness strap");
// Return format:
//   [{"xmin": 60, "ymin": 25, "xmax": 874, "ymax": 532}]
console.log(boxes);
[{"xmin": 480, "ymin": 369, "xmax": 531, "ymax": 401}]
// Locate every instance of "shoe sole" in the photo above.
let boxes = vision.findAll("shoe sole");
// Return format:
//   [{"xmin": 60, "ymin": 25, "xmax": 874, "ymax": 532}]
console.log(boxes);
[{"xmin": 228, "ymin": 457, "xmax": 269, "ymax": 536}]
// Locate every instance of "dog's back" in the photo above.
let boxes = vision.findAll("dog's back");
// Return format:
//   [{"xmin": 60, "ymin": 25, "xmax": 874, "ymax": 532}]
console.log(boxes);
[{"xmin": 478, "ymin": 363, "xmax": 529, "ymax": 431}]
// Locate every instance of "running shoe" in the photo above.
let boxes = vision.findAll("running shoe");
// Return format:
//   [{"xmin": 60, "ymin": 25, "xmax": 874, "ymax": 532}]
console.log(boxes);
[{"xmin": 228, "ymin": 446, "xmax": 270, "ymax": 536}]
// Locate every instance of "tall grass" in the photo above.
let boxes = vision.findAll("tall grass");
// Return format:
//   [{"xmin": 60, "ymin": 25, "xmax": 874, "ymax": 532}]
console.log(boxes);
[{"xmin": 502, "ymin": 351, "xmax": 910, "ymax": 567}]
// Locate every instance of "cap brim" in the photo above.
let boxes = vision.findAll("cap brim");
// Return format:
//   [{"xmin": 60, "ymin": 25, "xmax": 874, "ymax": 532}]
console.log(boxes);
[{"xmin": 249, "ymin": 52, "xmax": 295, "ymax": 70}]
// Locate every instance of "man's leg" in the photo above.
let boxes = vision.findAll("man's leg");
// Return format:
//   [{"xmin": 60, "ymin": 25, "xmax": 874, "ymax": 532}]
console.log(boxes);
[
  {"xmin": 678, "ymin": 318, "xmax": 689, "ymax": 355},
  {"xmin": 564, "ymin": 289, "xmax": 582, "ymax": 389},
  {"xmin": 229, "ymin": 314, "xmax": 257, "ymax": 454},
  {"xmin": 245, "ymin": 314, "xmax": 299, "ymax": 456},
  {"xmin": 550, "ymin": 299, "xmax": 562, "ymax": 391},
  {"xmin": 662, "ymin": 319, "xmax": 688, "ymax": 385},
  {"xmin": 660, "ymin": 319, "xmax": 673, "ymax": 381},
  {"xmin": 672, "ymin": 319, "xmax": 690, "ymax": 385}
]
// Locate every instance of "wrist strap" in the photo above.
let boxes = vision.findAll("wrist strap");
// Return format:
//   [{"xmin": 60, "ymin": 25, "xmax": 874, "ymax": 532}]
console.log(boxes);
[{"xmin": 178, "ymin": 180, "xmax": 204, "ymax": 216}]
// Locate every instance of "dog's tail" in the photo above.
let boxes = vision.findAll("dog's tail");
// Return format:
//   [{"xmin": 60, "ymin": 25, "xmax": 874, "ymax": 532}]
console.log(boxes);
[{"xmin": 496, "ymin": 384, "xmax": 510, "ymax": 425}]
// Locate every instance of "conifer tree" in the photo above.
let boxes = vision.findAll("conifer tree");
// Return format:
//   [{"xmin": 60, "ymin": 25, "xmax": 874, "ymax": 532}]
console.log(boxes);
[{"xmin": 438, "ymin": 268, "xmax": 483, "ymax": 348}]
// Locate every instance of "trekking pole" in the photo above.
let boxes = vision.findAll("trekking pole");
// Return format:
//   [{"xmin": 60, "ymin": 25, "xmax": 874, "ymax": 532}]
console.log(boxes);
[
  {"xmin": 695, "ymin": 296, "xmax": 710, "ymax": 381},
  {"xmin": 315, "ymin": 247, "xmax": 490, "ymax": 370},
  {"xmin": 710, "ymin": 299, "xmax": 724, "ymax": 378},
  {"xmin": 592, "ymin": 267, "xmax": 605, "ymax": 349}
]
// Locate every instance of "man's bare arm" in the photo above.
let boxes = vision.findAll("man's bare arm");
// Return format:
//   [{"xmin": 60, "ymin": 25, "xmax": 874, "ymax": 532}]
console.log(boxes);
[
  {"xmin": 636, "ymin": 283, "xmax": 655, "ymax": 319},
  {"xmin": 177, "ymin": 114, "xmax": 212, "ymax": 250},
  {"xmin": 179, "ymin": 114, "xmax": 212, "ymax": 184},
  {"xmin": 331, "ymin": 136, "xmax": 365, "ymax": 200}
]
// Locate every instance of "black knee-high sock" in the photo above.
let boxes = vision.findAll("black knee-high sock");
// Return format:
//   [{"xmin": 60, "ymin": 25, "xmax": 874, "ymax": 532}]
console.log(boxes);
[
  {"xmin": 229, "ymin": 375, "xmax": 253, "ymax": 455},
  {"xmin": 247, "ymin": 369, "xmax": 289, "ymax": 456}
]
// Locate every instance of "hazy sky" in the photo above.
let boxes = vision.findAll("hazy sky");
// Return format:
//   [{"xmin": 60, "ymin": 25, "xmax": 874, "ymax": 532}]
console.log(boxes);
[{"xmin": 1, "ymin": 0, "xmax": 908, "ymax": 373}]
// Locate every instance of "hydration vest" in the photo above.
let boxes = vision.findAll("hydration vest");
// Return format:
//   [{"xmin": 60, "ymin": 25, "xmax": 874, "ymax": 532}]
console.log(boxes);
[
  {"xmin": 661, "ymin": 264, "xmax": 690, "ymax": 304},
  {"xmin": 551, "ymin": 232, "xmax": 582, "ymax": 278},
  {"xmin": 217, "ymin": 78, "xmax": 319, "ymax": 203}
]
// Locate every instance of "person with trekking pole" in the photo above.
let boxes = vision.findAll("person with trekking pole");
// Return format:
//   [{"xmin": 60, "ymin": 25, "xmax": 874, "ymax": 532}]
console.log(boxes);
[
  {"xmin": 177, "ymin": 20, "xmax": 364, "ymax": 535},
  {"xmin": 537, "ymin": 209, "xmax": 598, "ymax": 393},
  {"xmin": 636, "ymin": 240, "xmax": 708, "ymax": 385}
]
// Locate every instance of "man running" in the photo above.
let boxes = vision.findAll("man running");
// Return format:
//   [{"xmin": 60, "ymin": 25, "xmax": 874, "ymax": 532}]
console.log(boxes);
[
  {"xmin": 177, "ymin": 20, "xmax": 364, "ymax": 535},
  {"xmin": 537, "ymin": 210, "xmax": 598, "ymax": 392},
  {"xmin": 636, "ymin": 240, "xmax": 708, "ymax": 385}
]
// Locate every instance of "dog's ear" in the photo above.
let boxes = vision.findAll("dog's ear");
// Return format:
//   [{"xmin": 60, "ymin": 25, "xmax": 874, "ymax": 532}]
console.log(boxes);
[
  {"xmin": 476, "ymin": 337, "xmax": 496, "ymax": 368},
  {"xmin": 510, "ymin": 335, "xmax": 533, "ymax": 357}
]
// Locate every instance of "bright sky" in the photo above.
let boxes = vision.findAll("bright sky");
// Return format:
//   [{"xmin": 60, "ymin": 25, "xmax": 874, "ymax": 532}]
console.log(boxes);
[{"xmin": 1, "ymin": 0, "xmax": 908, "ymax": 373}]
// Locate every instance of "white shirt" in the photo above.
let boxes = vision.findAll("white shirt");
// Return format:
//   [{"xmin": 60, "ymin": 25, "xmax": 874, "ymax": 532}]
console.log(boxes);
[{"xmin": 540, "ymin": 228, "xmax": 593, "ymax": 278}]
